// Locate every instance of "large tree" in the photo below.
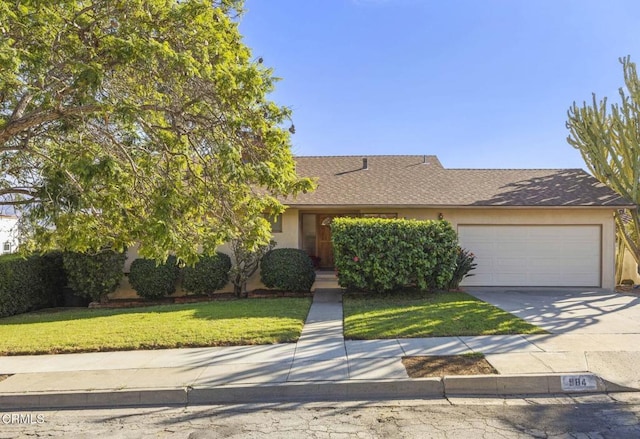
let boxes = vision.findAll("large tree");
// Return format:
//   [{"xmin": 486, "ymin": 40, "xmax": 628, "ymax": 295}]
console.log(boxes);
[
  {"xmin": 566, "ymin": 56, "xmax": 640, "ymax": 271},
  {"xmin": 0, "ymin": 0, "xmax": 313, "ymax": 263}
]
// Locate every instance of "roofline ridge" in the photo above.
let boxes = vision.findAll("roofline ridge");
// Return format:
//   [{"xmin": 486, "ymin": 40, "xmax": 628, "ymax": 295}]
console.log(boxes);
[
  {"xmin": 294, "ymin": 154, "xmax": 439, "ymax": 158},
  {"xmin": 447, "ymin": 167, "xmax": 588, "ymax": 171}
]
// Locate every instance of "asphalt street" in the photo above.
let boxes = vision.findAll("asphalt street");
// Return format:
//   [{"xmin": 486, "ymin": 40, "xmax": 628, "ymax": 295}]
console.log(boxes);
[{"xmin": 1, "ymin": 393, "xmax": 638, "ymax": 438}]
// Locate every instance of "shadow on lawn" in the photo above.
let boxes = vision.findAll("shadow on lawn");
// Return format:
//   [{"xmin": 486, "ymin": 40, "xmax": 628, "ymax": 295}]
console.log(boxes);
[
  {"xmin": 343, "ymin": 292, "xmax": 547, "ymax": 338},
  {"xmin": 0, "ymin": 297, "xmax": 313, "ymax": 326}
]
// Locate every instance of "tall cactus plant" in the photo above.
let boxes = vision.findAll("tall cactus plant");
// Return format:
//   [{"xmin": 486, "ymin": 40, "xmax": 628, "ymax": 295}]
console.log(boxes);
[{"xmin": 566, "ymin": 56, "xmax": 640, "ymax": 277}]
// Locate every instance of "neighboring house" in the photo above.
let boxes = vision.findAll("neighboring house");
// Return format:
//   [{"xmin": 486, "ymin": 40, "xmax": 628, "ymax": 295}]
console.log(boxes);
[
  {"xmin": 118, "ymin": 155, "xmax": 633, "ymax": 297},
  {"xmin": 0, "ymin": 215, "xmax": 18, "ymax": 255}
]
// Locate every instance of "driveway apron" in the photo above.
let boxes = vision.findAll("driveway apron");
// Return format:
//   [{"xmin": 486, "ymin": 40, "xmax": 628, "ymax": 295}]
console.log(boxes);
[
  {"xmin": 468, "ymin": 288, "xmax": 640, "ymax": 334},
  {"xmin": 468, "ymin": 287, "xmax": 640, "ymax": 389}
]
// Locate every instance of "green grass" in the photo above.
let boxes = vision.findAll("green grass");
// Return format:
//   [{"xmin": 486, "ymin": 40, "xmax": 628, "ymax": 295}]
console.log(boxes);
[
  {"xmin": 343, "ymin": 291, "xmax": 546, "ymax": 339},
  {"xmin": 0, "ymin": 298, "xmax": 312, "ymax": 355}
]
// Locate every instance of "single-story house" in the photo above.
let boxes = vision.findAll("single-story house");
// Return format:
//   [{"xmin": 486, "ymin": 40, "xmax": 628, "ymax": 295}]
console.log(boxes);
[{"xmin": 118, "ymin": 155, "xmax": 635, "ymax": 296}]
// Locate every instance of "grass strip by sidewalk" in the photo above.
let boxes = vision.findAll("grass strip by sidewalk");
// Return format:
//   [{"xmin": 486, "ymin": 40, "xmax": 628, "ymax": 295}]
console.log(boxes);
[
  {"xmin": 0, "ymin": 298, "xmax": 311, "ymax": 355},
  {"xmin": 344, "ymin": 291, "xmax": 545, "ymax": 339}
]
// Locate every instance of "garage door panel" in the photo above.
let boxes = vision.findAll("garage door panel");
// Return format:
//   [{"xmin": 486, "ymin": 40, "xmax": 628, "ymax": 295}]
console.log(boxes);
[
  {"xmin": 498, "ymin": 243, "xmax": 523, "ymax": 254},
  {"xmin": 494, "ymin": 261, "xmax": 527, "ymax": 272},
  {"xmin": 459, "ymin": 225, "xmax": 601, "ymax": 287},
  {"xmin": 527, "ymin": 259, "xmax": 560, "ymax": 269},
  {"xmin": 491, "ymin": 273, "xmax": 525, "ymax": 284},
  {"xmin": 470, "ymin": 274, "xmax": 495, "ymax": 284}
]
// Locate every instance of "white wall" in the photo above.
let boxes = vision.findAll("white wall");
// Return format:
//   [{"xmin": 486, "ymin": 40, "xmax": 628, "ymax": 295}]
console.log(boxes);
[{"xmin": 0, "ymin": 216, "xmax": 18, "ymax": 254}]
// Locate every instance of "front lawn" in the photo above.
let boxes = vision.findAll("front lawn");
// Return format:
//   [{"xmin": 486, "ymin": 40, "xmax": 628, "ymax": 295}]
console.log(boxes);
[
  {"xmin": 0, "ymin": 298, "xmax": 311, "ymax": 355},
  {"xmin": 343, "ymin": 291, "xmax": 545, "ymax": 339}
]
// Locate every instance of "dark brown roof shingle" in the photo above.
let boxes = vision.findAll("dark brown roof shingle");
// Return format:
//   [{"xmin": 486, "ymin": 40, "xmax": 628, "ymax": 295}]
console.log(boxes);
[{"xmin": 284, "ymin": 155, "xmax": 634, "ymax": 208}]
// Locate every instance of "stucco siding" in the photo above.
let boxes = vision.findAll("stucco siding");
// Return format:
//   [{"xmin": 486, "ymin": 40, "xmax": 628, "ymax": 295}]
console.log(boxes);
[
  {"xmin": 111, "ymin": 206, "xmax": 617, "ymax": 298},
  {"xmin": 620, "ymin": 247, "xmax": 640, "ymax": 284}
]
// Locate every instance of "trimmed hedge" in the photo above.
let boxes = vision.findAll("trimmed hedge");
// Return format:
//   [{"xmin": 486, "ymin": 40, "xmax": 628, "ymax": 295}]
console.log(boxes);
[
  {"xmin": 63, "ymin": 250, "xmax": 126, "ymax": 302},
  {"xmin": 128, "ymin": 256, "xmax": 179, "ymax": 299},
  {"xmin": 0, "ymin": 252, "xmax": 66, "ymax": 317},
  {"xmin": 183, "ymin": 252, "xmax": 231, "ymax": 295},
  {"xmin": 260, "ymin": 248, "xmax": 316, "ymax": 292},
  {"xmin": 331, "ymin": 218, "xmax": 458, "ymax": 292}
]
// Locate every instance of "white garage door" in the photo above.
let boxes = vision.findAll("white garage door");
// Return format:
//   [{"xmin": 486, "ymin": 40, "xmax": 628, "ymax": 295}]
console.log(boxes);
[{"xmin": 458, "ymin": 225, "xmax": 601, "ymax": 287}]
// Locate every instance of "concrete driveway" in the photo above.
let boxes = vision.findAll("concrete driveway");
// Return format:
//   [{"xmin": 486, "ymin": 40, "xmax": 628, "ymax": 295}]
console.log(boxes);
[
  {"xmin": 467, "ymin": 288, "xmax": 640, "ymax": 389},
  {"xmin": 468, "ymin": 287, "xmax": 640, "ymax": 334}
]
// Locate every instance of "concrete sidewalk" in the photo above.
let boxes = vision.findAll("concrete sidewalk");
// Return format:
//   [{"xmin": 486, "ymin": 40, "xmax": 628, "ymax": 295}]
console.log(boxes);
[{"xmin": 0, "ymin": 288, "xmax": 637, "ymax": 409}]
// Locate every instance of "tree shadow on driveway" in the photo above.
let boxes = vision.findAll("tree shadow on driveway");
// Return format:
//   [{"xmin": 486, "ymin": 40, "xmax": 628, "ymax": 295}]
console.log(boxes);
[{"xmin": 467, "ymin": 288, "xmax": 640, "ymax": 335}]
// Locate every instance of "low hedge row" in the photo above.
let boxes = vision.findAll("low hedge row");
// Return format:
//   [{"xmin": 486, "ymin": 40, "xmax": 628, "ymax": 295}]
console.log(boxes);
[
  {"xmin": 129, "ymin": 249, "xmax": 314, "ymax": 298},
  {"xmin": 0, "ymin": 246, "xmax": 315, "ymax": 317},
  {"xmin": 128, "ymin": 253, "xmax": 231, "ymax": 299},
  {"xmin": 0, "ymin": 252, "xmax": 66, "ymax": 318}
]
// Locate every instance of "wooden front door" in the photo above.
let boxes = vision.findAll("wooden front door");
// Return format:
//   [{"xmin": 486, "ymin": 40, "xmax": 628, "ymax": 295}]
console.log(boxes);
[
  {"xmin": 316, "ymin": 214, "xmax": 357, "ymax": 268},
  {"xmin": 317, "ymin": 214, "xmax": 335, "ymax": 268}
]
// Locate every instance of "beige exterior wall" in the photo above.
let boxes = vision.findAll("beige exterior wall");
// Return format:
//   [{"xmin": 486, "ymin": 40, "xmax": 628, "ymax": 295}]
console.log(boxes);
[
  {"xmin": 281, "ymin": 206, "xmax": 616, "ymax": 290},
  {"xmin": 620, "ymin": 247, "xmax": 640, "ymax": 284},
  {"xmin": 110, "ymin": 206, "xmax": 617, "ymax": 298},
  {"xmin": 406, "ymin": 207, "xmax": 616, "ymax": 289},
  {"xmin": 214, "ymin": 208, "xmax": 300, "ymax": 293},
  {"xmin": 111, "ymin": 209, "xmax": 301, "ymax": 298}
]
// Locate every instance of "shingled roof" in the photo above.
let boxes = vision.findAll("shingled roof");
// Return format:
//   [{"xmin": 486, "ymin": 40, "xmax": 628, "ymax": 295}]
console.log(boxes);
[{"xmin": 284, "ymin": 155, "xmax": 634, "ymax": 208}]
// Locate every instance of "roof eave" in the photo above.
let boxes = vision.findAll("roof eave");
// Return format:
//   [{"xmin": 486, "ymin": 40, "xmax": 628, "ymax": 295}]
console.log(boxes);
[{"xmin": 284, "ymin": 203, "xmax": 637, "ymax": 209}]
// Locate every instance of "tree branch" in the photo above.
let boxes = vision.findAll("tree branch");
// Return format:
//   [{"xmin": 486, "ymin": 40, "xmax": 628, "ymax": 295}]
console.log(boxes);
[{"xmin": 0, "ymin": 104, "xmax": 103, "ymax": 146}]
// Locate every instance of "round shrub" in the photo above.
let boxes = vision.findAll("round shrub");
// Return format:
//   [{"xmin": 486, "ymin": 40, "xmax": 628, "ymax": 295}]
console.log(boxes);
[
  {"xmin": 128, "ymin": 256, "xmax": 179, "ymax": 299},
  {"xmin": 63, "ymin": 250, "xmax": 126, "ymax": 302},
  {"xmin": 183, "ymin": 252, "xmax": 231, "ymax": 295},
  {"xmin": 260, "ymin": 248, "xmax": 316, "ymax": 292}
]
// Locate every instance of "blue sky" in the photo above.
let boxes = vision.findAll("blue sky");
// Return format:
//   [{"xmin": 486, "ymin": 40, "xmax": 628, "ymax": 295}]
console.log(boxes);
[{"xmin": 239, "ymin": 0, "xmax": 640, "ymax": 169}]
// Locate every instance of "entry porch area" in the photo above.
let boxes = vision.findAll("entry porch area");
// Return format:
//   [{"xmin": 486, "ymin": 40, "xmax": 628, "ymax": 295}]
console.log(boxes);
[{"xmin": 297, "ymin": 211, "xmax": 398, "ymax": 269}]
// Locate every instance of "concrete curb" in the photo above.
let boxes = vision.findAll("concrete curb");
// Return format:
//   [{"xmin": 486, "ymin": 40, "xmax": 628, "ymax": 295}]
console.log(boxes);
[
  {"xmin": 1, "ymin": 373, "xmax": 636, "ymax": 410},
  {"xmin": 0, "ymin": 388, "xmax": 187, "ymax": 410}
]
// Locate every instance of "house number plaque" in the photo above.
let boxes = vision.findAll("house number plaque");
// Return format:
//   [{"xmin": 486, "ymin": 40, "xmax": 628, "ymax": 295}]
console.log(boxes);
[{"xmin": 561, "ymin": 375, "xmax": 597, "ymax": 391}]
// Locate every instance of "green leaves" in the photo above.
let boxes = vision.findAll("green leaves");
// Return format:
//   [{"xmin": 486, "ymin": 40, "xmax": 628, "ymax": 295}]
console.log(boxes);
[
  {"xmin": 566, "ymin": 56, "xmax": 640, "ymax": 271},
  {"xmin": 129, "ymin": 256, "xmax": 180, "ymax": 299},
  {"xmin": 332, "ymin": 218, "xmax": 459, "ymax": 293},
  {"xmin": 183, "ymin": 252, "xmax": 231, "ymax": 295},
  {"xmin": 260, "ymin": 248, "xmax": 316, "ymax": 292},
  {"xmin": 1, "ymin": 0, "xmax": 314, "ymax": 265},
  {"xmin": 63, "ymin": 250, "xmax": 127, "ymax": 301}
]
